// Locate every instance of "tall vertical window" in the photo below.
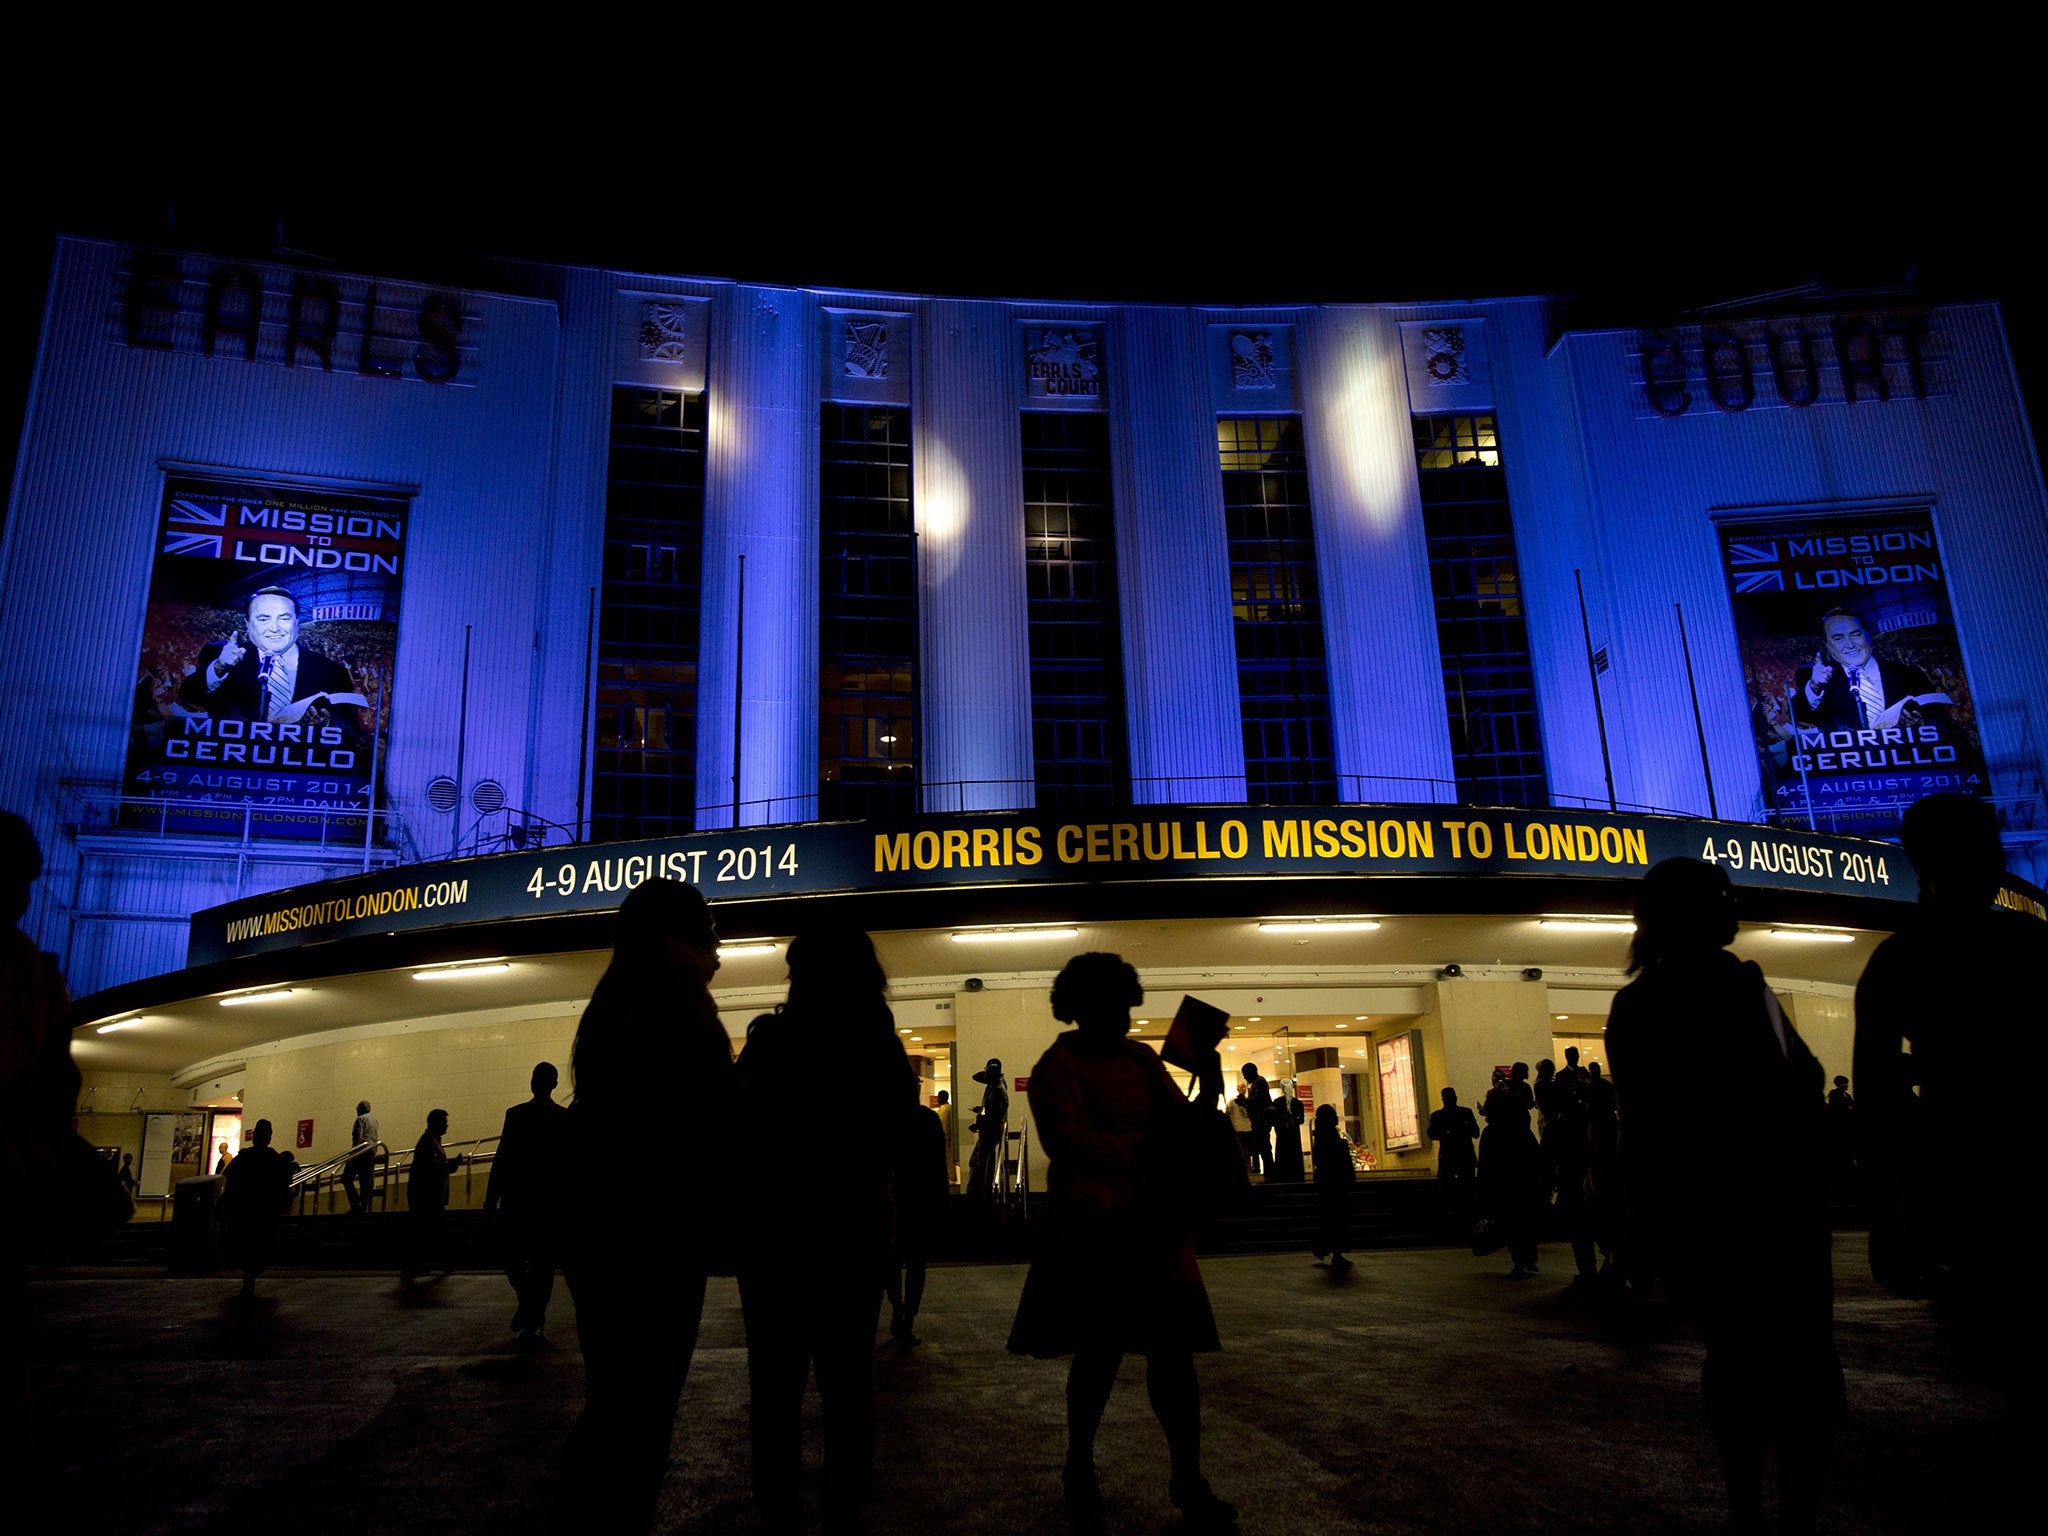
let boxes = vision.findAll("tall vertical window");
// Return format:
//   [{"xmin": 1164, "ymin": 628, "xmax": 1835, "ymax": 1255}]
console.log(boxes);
[
  {"xmin": 1414, "ymin": 413, "xmax": 1546, "ymax": 807},
  {"xmin": 593, "ymin": 387, "xmax": 706, "ymax": 841},
  {"xmin": 1218, "ymin": 417, "xmax": 1335, "ymax": 804},
  {"xmin": 1023, "ymin": 412, "xmax": 1127, "ymax": 808},
  {"xmin": 820, "ymin": 405, "xmax": 917, "ymax": 819}
]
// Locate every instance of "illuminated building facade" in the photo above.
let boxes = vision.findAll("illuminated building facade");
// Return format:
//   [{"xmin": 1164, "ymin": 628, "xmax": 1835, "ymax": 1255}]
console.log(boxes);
[{"xmin": 6, "ymin": 237, "xmax": 2046, "ymax": 1188}]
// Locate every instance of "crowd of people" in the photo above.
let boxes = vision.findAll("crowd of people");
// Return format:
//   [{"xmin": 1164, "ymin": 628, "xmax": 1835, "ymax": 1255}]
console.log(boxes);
[{"xmin": 4, "ymin": 790, "xmax": 2032, "ymax": 1531}]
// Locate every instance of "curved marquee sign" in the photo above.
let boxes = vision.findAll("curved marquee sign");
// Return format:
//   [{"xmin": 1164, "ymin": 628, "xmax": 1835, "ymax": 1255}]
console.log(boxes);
[{"xmin": 183, "ymin": 805, "xmax": 1967, "ymax": 967}]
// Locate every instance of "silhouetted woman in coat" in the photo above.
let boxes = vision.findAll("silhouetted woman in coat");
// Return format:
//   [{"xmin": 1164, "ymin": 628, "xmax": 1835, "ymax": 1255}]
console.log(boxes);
[
  {"xmin": 737, "ymin": 924, "xmax": 911, "ymax": 1535},
  {"xmin": 1605, "ymin": 857, "xmax": 1840, "ymax": 1535},
  {"xmin": 554, "ymin": 879, "xmax": 737, "ymax": 1533},
  {"xmin": 1008, "ymin": 953, "xmax": 1236, "ymax": 1532},
  {"xmin": 1310, "ymin": 1102, "xmax": 1354, "ymax": 1274}
]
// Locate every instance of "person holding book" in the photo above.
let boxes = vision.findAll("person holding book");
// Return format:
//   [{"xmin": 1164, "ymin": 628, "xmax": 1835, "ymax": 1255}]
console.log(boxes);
[{"xmin": 1008, "ymin": 953, "xmax": 1235, "ymax": 1531}]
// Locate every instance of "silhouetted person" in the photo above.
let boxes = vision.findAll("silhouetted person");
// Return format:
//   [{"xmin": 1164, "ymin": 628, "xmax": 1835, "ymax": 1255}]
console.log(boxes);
[
  {"xmin": 116, "ymin": 1153, "xmax": 137, "ymax": 1196},
  {"xmin": 213, "ymin": 1140, "xmax": 233, "ymax": 1175},
  {"xmin": 1559, "ymin": 1044, "xmax": 1589, "ymax": 1091},
  {"xmin": 1426, "ymin": 1087, "xmax": 1480, "ymax": 1223},
  {"xmin": 1584, "ymin": 1062, "xmax": 1621, "ymax": 1272},
  {"xmin": 966, "ymin": 1058, "xmax": 1008, "ymax": 1210},
  {"xmin": 485, "ymin": 1061, "xmax": 568, "ymax": 1338},
  {"xmin": 934, "ymin": 1087, "xmax": 955, "ymax": 1178},
  {"xmin": 887, "ymin": 1071, "xmax": 949, "ymax": 1348},
  {"xmin": 1607, "ymin": 857, "xmax": 1839, "ymax": 1535},
  {"xmin": 400, "ymin": 1109, "xmax": 463, "ymax": 1282},
  {"xmin": 1546, "ymin": 1062, "xmax": 1596, "ymax": 1283},
  {"xmin": 1009, "ymin": 953, "xmax": 1236, "ymax": 1532},
  {"xmin": 222, "ymin": 1119, "xmax": 288, "ymax": 1298},
  {"xmin": 1823, "ymin": 1075, "xmax": 1857, "ymax": 1196},
  {"xmin": 344, "ymin": 1099, "xmax": 379, "ymax": 1215},
  {"xmin": 1267, "ymin": 1086, "xmax": 1306, "ymax": 1182},
  {"xmin": 1478, "ymin": 1084, "xmax": 1542, "ymax": 1278},
  {"xmin": 1310, "ymin": 1103, "xmax": 1354, "ymax": 1275},
  {"xmin": 554, "ymin": 878, "xmax": 737, "ymax": 1533},
  {"xmin": 1228, "ymin": 1089, "xmax": 1256, "ymax": 1170},
  {"xmin": 1856, "ymin": 795, "xmax": 2038, "ymax": 1440},
  {"xmin": 2, "ymin": 810, "xmax": 86, "ymax": 1489},
  {"xmin": 738, "ymin": 925, "xmax": 910, "ymax": 1533},
  {"xmin": 1240, "ymin": 1062, "xmax": 1273, "ymax": 1177},
  {"xmin": 1508, "ymin": 1061, "xmax": 1534, "ymax": 1119}
]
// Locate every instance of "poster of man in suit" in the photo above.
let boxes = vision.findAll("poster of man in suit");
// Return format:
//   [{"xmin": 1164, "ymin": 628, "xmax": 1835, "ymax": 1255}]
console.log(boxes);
[
  {"xmin": 124, "ymin": 476, "xmax": 407, "ymax": 838},
  {"xmin": 1720, "ymin": 507, "xmax": 1986, "ymax": 836}
]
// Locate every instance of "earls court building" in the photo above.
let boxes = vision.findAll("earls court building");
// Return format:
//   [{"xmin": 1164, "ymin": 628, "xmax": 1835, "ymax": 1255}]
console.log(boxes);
[{"xmin": 5, "ymin": 236, "xmax": 2045, "ymax": 1190}]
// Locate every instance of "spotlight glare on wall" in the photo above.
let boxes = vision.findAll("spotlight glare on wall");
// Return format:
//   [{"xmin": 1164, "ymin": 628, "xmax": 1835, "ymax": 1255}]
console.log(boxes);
[
  {"xmin": 1768, "ymin": 929, "xmax": 1855, "ymax": 942},
  {"xmin": 97, "ymin": 1018, "xmax": 142, "ymax": 1034},
  {"xmin": 220, "ymin": 988, "xmax": 296, "ymax": 1007},
  {"xmin": 949, "ymin": 927, "xmax": 1079, "ymax": 943},
  {"xmin": 412, "ymin": 962, "xmax": 512, "ymax": 981}
]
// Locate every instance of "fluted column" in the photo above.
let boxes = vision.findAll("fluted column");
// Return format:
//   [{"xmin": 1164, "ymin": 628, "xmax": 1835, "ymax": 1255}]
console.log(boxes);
[
  {"xmin": 914, "ymin": 299, "xmax": 1033, "ymax": 812},
  {"xmin": 1300, "ymin": 307, "xmax": 1457, "ymax": 799},
  {"xmin": 698, "ymin": 284, "xmax": 820, "ymax": 828},
  {"xmin": 1108, "ymin": 308, "xmax": 1244, "ymax": 804}
]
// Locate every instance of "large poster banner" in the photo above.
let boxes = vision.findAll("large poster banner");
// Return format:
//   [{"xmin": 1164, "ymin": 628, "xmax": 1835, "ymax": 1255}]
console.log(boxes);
[
  {"xmin": 125, "ymin": 476, "xmax": 406, "ymax": 839},
  {"xmin": 1720, "ymin": 507, "xmax": 1987, "ymax": 836}
]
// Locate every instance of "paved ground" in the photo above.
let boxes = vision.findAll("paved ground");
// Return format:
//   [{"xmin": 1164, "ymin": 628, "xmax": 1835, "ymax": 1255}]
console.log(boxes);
[{"xmin": 24, "ymin": 1237, "xmax": 2005, "ymax": 1534}]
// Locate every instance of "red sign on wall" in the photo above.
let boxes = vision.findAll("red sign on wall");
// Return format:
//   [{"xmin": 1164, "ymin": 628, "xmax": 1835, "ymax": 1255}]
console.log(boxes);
[
  {"xmin": 296, "ymin": 1118, "xmax": 314, "ymax": 1149},
  {"xmin": 1297, "ymin": 1085, "xmax": 1315, "ymax": 1110},
  {"xmin": 1014, "ymin": 1077, "xmax": 1030, "ymax": 1091}
]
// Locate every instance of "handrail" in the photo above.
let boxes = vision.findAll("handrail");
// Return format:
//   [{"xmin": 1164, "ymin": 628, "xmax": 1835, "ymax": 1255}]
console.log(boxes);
[{"xmin": 287, "ymin": 1138, "xmax": 387, "ymax": 1192}]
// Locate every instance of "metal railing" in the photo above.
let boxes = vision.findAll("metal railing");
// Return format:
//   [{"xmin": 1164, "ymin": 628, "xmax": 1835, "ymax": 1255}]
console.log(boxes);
[
  {"xmin": 61, "ymin": 783, "xmax": 418, "ymax": 871},
  {"xmin": 286, "ymin": 1135, "xmax": 499, "ymax": 1216}
]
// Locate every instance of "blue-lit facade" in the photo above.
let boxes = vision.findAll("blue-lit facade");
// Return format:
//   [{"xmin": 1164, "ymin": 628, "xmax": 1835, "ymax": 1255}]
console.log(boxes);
[{"xmin": 6, "ymin": 238, "xmax": 2048, "ymax": 1000}]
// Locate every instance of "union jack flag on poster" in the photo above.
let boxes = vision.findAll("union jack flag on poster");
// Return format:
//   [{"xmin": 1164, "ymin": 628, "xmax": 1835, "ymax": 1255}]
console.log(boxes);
[
  {"xmin": 1717, "ymin": 506, "xmax": 1986, "ymax": 837},
  {"xmin": 162, "ymin": 498, "xmax": 227, "ymax": 557}
]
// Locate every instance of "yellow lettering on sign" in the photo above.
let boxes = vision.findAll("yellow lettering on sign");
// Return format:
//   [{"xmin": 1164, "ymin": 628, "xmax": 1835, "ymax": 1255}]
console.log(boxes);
[
  {"xmin": 1504, "ymin": 823, "xmax": 1527, "ymax": 860},
  {"xmin": 1468, "ymin": 821, "xmax": 1494, "ymax": 859},
  {"xmin": 1443, "ymin": 821, "xmax": 1466, "ymax": 858},
  {"xmin": 1015, "ymin": 827, "xmax": 1043, "ymax": 865},
  {"xmin": 1086, "ymin": 824, "xmax": 1110, "ymax": 862},
  {"xmin": 1406, "ymin": 821, "xmax": 1434, "ymax": 859},
  {"xmin": 1221, "ymin": 820, "xmax": 1249, "ymax": 857},
  {"xmin": 944, "ymin": 830, "xmax": 971, "ymax": 868},
  {"xmin": 1339, "ymin": 819, "xmax": 1365, "ymax": 858},
  {"xmin": 1263, "ymin": 820, "xmax": 1300, "ymax": 858},
  {"xmin": 913, "ymin": 831, "xmax": 942, "ymax": 870},
  {"xmin": 1113, "ymin": 823, "xmax": 1139, "ymax": 862},
  {"xmin": 1057, "ymin": 825, "xmax": 1084, "ymax": 864},
  {"xmin": 973, "ymin": 828, "xmax": 1001, "ymax": 867}
]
